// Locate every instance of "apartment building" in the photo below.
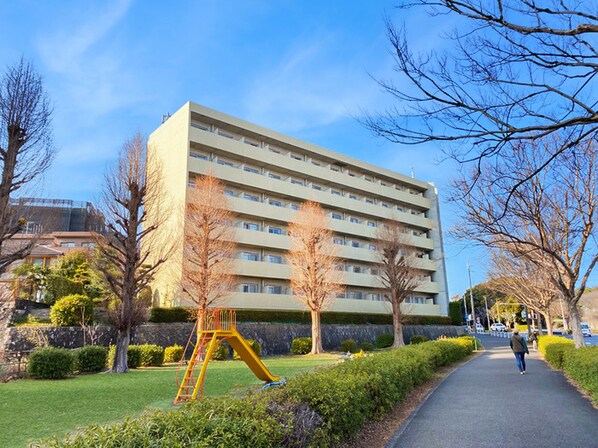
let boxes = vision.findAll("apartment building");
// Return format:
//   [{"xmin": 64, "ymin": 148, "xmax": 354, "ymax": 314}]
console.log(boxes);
[{"xmin": 148, "ymin": 102, "xmax": 449, "ymax": 316}]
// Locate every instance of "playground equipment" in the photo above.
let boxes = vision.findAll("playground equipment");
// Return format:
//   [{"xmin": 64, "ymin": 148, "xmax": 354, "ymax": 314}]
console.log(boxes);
[{"xmin": 173, "ymin": 308, "xmax": 280, "ymax": 404}]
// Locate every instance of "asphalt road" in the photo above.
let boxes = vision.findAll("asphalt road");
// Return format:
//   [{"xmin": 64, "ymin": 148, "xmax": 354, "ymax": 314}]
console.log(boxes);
[{"xmin": 386, "ymin": 335, "xmax": 598, "ymax": 448}]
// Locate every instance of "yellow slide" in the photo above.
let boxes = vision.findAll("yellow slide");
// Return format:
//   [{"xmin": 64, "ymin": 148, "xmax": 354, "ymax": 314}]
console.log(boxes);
[{"xmin": 227, "ymin": 329, "xmax": 280, "ymax": 383}]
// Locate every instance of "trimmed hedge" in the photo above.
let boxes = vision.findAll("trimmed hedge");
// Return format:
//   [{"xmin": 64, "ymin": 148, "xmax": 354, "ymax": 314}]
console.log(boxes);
[
  {"xmin": 538, "ymin": 335, "xmax": 575, "ymax": 369},
  {"xmin": 563, "ymin": 346, "xmax": 598, "ymax": 403},
  {"xmin": 376, "ymin": 333, "xmax": 394, "ymax": 348},
  {"xmin": 75, "ymin": 346, "xmax": 108, "ymax": 373},
  {"xmin": 233, "ymin": 339, "xmax": 262, "ymax": 360},
  {"xmin": 50, "ymin": 294, "xmax": 93, "ymax": 326},
  {"xmin": 148, "ymin": 307, "xmax": 453, "ymax": 326},
  {"xmin": 360, "ymin": 342, "xmax": 375, "ymax": 352},
  {"xmin": 164, "ymin": 344, "xmax": 184, "ymax": 363},
  {"xmin": 410, "ymin": 335, "xmax": 429, "ymax": 345},
  {"xmin": 139, "ymin": 344, "xmax": 165, "ymax": 367},
  {"xmin": 28, "ymin": 347, "xmax": 76, "ymax": 379},
  {"xmin": 211, "ymin": 343, "xmax": 230, "ymax": 361},
  {"xmin": 340, "ymin": 339, "xmax": 357, "ymax": 353},
  {"xmin": 38, "ymin": 338, "xmax": 474, "ymax": 447},
  {"xmin": 291, "ymin": 337, "xmax": 312, "ymax": 355}
]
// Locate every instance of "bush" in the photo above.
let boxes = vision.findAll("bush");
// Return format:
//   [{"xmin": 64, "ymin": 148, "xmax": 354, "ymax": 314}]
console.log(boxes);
[
  {"xmin": 45, "ymin": 274, "xmax": 85, "ymax": 305},
  {"xmin": 563, "ymin": 346, "xmax": 598, "ymax": 403},
  {"xmin": 28, "ymin": 347, "xmax": 76, "ymax": 379},
  {"xmin": 50, "ymin": 294, "xmax": 93, "ymax": 326},
  {"xmin": 410, "ymin": 335, "xmax": 429, "ymax": 345},
  {"xmin": 360, "ymin": 342, "xmax": 375, "ymax": 352},
  {"xmin": 164, "ymin": 344, "xmax": 184, "ymax": 363},
  {"xmin": 233, "ymin": 339, "xmax": 262, "ymax": 360},
  {"xmin": 376, "ymin": 333, "xmax": 394, "ymax": 348},
  {"xmin": 39, "ymin": 338, "xmax": 474, "ymax": 447},
  {"xmin": 149, "ymin": 307, "xmax": 193, "ymax": 323},
  {"xmin": 448, "ymin": 301, "xmax": 463, "ymax": 325},
  {"xmin": 291, "ymin": 337, "xmax": 312, "ymax": 355},
  {"xmin": 139, "ymin": 344, "xmax": 165, "ymax": 367},
  {"xmin": 538, "ymin": 336, "xmax": 575, "ymax": 369},
  {"xmin": 211, "ymin": 343, "xmax": 230, "ymax": 361},
  {"xmin": 107, "ymin": 345, "xmax": 142, "ymax": 369},
  {"xmin": 75, "ymin": 346, "xmax": 108, "ymax": 373},
  {"xmin": 340, "ymin": 339, "xmax": 357, "ymax": 353}
]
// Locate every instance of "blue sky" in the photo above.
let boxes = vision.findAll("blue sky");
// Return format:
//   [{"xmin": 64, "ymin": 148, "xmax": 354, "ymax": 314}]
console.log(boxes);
[{"xmin": 0, "ymin": 0, "xmax": 490, "ymax": 297}]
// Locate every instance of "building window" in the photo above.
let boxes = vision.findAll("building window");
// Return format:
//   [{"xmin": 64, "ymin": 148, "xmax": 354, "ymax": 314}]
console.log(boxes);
[
  {"xmin": 353, "ymin": 266, "xmax": 362, "ymax": 273},
  {"xmin": 290, "ymin": 204, "xmax": 299, "ymax": 210},
  {"xmin": 312, "ymin": 184, "xmax": 322, "ymax": 191},
  {"xmin": 60, "ymin": 242, "xmax": 76, "ymax": 248},
  {"xmin": 311, "ymin": 160, "xmax": 321, "ymax": 166},
  {"xmin": 349, "ymin": 291, "xmax": 363, "ymax": 300},
  {"xmin": 331, "ymin": 190, "xmax": 341, "ymax": 196},
  {"xmin": 217, "ymin": 159, "xmax": 234, "ymax": 167},
  {"xmin": 366, "ymin": 199, "xmax": 374, "ymax": 204},
  {"xmin": 243, "ymin": 193, "xmax": 260, "ymax": 202},
  {"xmin": 242, "ymin": 283, "xmax": 259, "ymax": 293},
  {"xmin": 241, "ymin": 252, "xmax": 259, "ymax": 261},
  {"xmin": 336, "ymin": 292, "xmax": 346, "ymax": 298},
  {"xmin": 382, "ymin": 203, "xmax": 389, "ymax": 208},
  {"xmin": 367, "ymin": 221, "xmax": 377, "ymax": 227},
  {"xmin": 266, "ymin": 285, "xmax": 283, "ymax": 294},
  {"xmin": 351, "ymin": 241, "xmax": 360, "ymax": 248},
  {"xmin": 365, "ymin": 177, "xmax": 373, "ymax": 182},
  {"xmin": 370, "ymin": 268, "xmax": 379, "ymax": 275},
  {"xmin": 350, "ymin": 217, "xmax": 359, "ymax": 224},
  {"xmin": 331, "ymin": 213, "xmax": 342, "ymax": 220},
  {"xmin": 190, "ymin": 152, "xmax": 208, "ymax": 160},
  {"xmin": 269, "ymin": 199, "xmax": 282, "ymax": 207},
  {"xmin": 291, "ymin": 179, "xmax": 304, "ymax": 186},
  {"xmin": 269, "ymin": 227, "xmax": 282, "ymax": 235},
  {"xmin": 349, "ymin": 194, "xmax": 358, "ymax": 200},
  {"xmin": 268, "ymin": 255, "xmax": 283, "ymax": 264},
  {"xmin": 291, "ymin": 154, "xmax": 302, "ymax": 161},
  {"xmin": 269, "ymin": 173, "xmax": 282, "ymax": 180},
  {"xmin": 333, "ymin": 237, "xmax": 344, "ymax": 245},
  {"xmin": 244, "ymin": 166, "xmax": 260, "ymax": 174},
  {"xmin": 243, "ymin": 223, "xmax": 260, "ymax": 231},
  {"xmin": 368, "ymin": 244, "xmax": 377, "ymax": 251},
  {"xmin": 81, "ymin": 242, "xmax": 96, "ymax": 248}
]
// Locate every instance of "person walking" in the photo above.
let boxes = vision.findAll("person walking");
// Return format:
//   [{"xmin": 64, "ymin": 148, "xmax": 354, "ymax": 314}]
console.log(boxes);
[
  {"xmin": 528, "ymin": 330, "xmax": 539, "ymax": 351},
  {"xmin": 510, "ymin": 329, "xmax": 529, "ymax": 374}
]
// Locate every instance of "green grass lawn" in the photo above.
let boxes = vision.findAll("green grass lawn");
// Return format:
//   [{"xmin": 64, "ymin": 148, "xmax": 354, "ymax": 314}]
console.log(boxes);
[{"xmin": 0, "ymin": 354, "xmax": 338, "ymax": 448}]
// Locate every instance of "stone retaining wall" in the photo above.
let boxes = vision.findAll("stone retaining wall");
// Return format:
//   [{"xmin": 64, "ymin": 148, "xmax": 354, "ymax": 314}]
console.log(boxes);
[{"xmin": 6, "ymin": 322, "xmax": 463, "ymax": 356}]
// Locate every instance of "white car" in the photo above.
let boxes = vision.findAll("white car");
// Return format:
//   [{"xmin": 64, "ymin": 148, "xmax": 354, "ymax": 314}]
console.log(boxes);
[
  {"xmin": 490, "ymin": 323, "xmax": 507, "ymax": 332},
  {"xmin": 581, "ymin": 322, "xmax": 592, "ymax": 337},
  {"xmin": 475, "ymin": 324, "xmax": 485, "ymax": 333}
]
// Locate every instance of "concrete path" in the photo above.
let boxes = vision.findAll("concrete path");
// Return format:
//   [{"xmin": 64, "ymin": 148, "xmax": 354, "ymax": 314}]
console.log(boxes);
[{"xmin": 387, "ymin": 335, "xmax": 598, "ymax": 448}]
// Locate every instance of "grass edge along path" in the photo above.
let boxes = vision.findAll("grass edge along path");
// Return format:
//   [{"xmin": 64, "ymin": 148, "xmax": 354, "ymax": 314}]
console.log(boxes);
[
  {"xmin": 34, "ymin": 336, "xmax": 480, "ymax": 447},
  {"xmin": 1, "ymin": 354, "xmax": 338, "ymax": 448}
]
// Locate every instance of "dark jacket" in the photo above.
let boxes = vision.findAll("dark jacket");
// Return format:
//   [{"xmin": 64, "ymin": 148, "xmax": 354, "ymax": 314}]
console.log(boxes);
[
  {"xmin": 510, "ymin": 334, "xmax": 529, "ymax": 354},
  {"xmin": 528, "ymin": 332, "xmax": 538, "ymax": 342}
]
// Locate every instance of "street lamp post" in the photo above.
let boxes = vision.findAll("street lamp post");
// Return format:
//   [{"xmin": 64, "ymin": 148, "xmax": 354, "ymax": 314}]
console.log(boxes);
[
  {"xmin": 467, "ymin": 261, "xmax": 479, "ymax": 350},
  {"xmin": 484, "ymin": 296, "xmax": 491, "ymax": 330}
]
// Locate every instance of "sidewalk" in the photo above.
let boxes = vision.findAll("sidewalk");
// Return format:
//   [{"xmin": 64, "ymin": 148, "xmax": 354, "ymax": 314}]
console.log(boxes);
[{"xmin": 387, "ymin": 335, "xmax": 598, "ymax": 448}]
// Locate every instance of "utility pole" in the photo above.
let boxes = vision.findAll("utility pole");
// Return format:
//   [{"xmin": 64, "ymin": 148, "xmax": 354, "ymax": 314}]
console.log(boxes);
[
  {"xmin": 484, "ymin": 296, "xmax": 491, "ymax": 330},
  {"xmin": 467, "ymin": 260, "xmax": 478, "ymax": 350},
  {"xmin": 463, "ymin": 292, "xmax": 469, "ymax": 330}
]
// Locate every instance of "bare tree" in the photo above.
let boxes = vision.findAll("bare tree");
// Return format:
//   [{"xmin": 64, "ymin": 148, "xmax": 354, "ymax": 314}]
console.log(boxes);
[
  {"xmin": 287, "ymin": 201, "xmax": 342, "ymax": 354},
  {"xmin": 97, "ymin": 134, "xmax": 171, "ymax": 373},
  {"xmin": 364, "ymin": 1, "xmax": 597, "ymax": 195},
  {"xmin": 182, "ymin": 174, "xmax": 236, "ymax": 328},
  {"xmin": 455, "ymin": 137, "xmax": 598, "ymax": 347},
  {"xmin": 488, "ymin": 250, "xmax": 558, "ymax": 335},
  {"xmin": 376, "ymin": 220, "xmax": 423, "ymax": 348},
  {"xmin": 0, "ymin": 58, "xmax": 54, "ymax": 275}
]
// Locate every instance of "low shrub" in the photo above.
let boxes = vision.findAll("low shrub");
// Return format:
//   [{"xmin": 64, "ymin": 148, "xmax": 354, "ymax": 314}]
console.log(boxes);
[
  {"xmin": 164, "ymin": 344, "xmax": 184, "ymax": 363},
  {"xmin": 149, "ymin": 307, "xmax": 193, "ymax": 323},
  {"xmin": 376, "ymin": 333, "xmax": 394, "ymax": 348},
  {"xmin": 28, "ymin": 347, "xmax": 76, "ymax": 379},
  {"xmin": 340, "ymin": 339, "xmax": 357, "ymax": 353},
  {"xmin": 538, "ymin": 335, "xmax": 575, "ymax": 369},
  {"xmin": 107, "ymin": 345, "xmax": 142, "ymax": 369},
  {"xmin": 211, "ymin": 343, "xmax": 230, "ymax": 361},
  {"xmin": 360, "ymin": 342, "xmax": 375, "ymax": 352},
  {"xmin": 410, "ymin": 335, "xmax": 429, "ymax": 345},
  {"xmin": 49, "ymin": 294, "xmax": 93, "ymax": 326},
  {"xmin": 563, "ymin": 346, "xmax": 598, "ymax": 403},
  {"xmin": 75, "ymin": 346, "xmax": 108, "ymax": 373},
  {"xmin": 139, "ymin": 344, "xmax": 164, "ymax": 367},
  {"xmin": 291, "ymin": 337, "xmax": 312, "ymax": 355},
  {"xmin": 233, "ymin": 339, "xmax": 262, "ymax": 360}
]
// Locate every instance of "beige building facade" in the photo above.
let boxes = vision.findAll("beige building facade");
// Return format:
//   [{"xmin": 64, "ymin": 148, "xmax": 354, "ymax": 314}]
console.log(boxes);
[{"xmin": 148, "ymin": 102, "xmax": 449, "ymax": 317}]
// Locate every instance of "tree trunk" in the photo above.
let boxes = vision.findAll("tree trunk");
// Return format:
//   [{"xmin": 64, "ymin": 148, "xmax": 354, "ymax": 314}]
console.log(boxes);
[
  {"xmin": 310, "ymin": 309, "xmax": 323, "ymax": 354},
  {"xmin": 111, "ymin": 329, "xmax": 130, "ymax": 373},
  {"xmin": 543, "ymin": 310, "xmax": 553, "ymax": 336},
  {"xmin": 391, "ymin": 299, "xmax": 405, "ymax": 348},
  {"xmin": 567, "ymin": 302, "xmax": 585, "ymax": 348}
]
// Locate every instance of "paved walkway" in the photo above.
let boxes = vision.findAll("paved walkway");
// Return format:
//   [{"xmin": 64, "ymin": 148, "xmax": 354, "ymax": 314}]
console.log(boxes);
[{"xmin": 387, "ymin": 335, "xmax": 598, "ymax": 448}]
